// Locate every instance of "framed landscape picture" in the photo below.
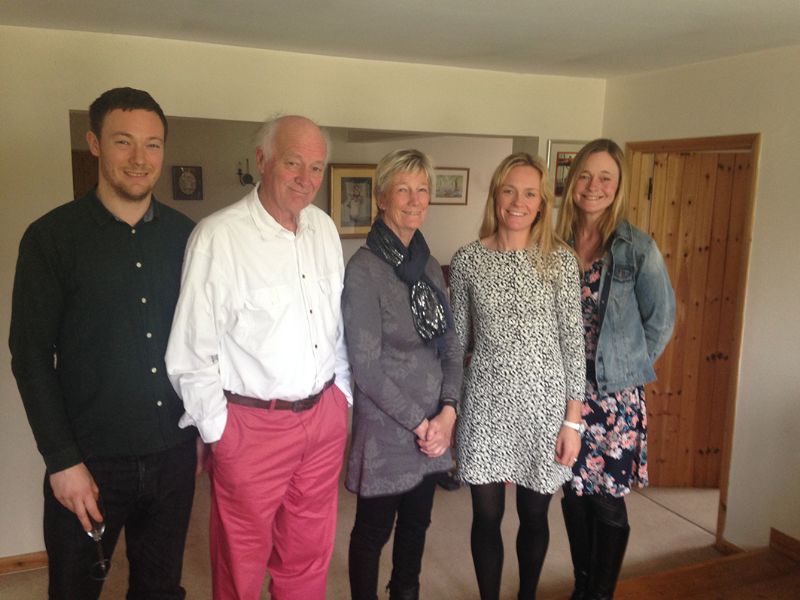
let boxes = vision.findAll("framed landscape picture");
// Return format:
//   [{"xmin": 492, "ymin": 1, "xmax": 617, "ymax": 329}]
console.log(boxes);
[{"xmin": 432, "ymin": 167, "xmax": 469, "ymax": 205}]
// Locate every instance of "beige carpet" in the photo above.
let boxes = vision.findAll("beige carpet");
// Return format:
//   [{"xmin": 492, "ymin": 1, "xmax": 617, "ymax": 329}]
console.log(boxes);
[{"xmin": 0, "ymin": 475, "xmax": 721, "ymax": 599}]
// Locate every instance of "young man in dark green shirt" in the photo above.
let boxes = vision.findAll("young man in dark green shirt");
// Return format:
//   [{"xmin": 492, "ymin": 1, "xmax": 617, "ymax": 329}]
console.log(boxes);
[{"xmin": 10, "ymin": 87, "xmax": 199, "ymax": 599}]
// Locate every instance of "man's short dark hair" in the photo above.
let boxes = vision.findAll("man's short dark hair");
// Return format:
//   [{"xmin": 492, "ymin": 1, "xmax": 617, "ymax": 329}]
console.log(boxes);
[{"xmin": 89, "ymin": 87, "xmax": 168, "ymax": 140}]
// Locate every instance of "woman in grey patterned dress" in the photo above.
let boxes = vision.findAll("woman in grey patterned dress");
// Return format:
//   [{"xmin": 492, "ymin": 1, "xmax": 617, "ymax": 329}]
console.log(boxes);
[
  {"xmin": 449, "ymin": 153, "xmax": 585, "ymax": 600},
  {"xmin": 342, "ymin": 149, "xmax": 462, "ymax": 600},
  {"xmin": 556, "ymin": 139, "xmax": 674, "ymax": 600}
]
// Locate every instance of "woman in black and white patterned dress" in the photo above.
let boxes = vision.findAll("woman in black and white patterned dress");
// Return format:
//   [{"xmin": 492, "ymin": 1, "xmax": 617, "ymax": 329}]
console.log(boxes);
[{"xmin": 449, "ymin": 153, "xmax": 585, "ymax": 600}]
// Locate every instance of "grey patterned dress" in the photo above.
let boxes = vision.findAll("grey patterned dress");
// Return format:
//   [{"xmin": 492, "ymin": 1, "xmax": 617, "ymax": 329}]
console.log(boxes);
[
  {"xmin": 449, "ymin": 241, "xmax": 585, "ymax": 494},
  {"xmin": 343, "ymin": 248, "xmax": 463, "ymax": 497}
]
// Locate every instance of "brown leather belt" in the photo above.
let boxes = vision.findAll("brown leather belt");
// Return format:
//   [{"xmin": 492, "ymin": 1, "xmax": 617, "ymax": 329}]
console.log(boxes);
[{"xmin": 224, "ymin": 378, "xmax": 335, "ymax": 413}]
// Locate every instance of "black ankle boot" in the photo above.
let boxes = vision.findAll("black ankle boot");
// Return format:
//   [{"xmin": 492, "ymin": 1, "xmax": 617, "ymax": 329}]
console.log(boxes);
[
  {"xmin": 586, "ymin": 521, "xmax": 630, "ymax": 600},
  {"xmin": 387, "ymin": 580, "xmax": 420, "ymax": 600},
  {"xmin": 561, "ymin": 497, "xmax": 592, "ymax": 600}
]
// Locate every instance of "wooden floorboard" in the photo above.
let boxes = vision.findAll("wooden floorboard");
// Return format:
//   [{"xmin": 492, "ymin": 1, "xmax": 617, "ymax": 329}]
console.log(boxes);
[
  {"xmin": 732, "ymin": 570, "xmax": 800, "ymax": 599},
  {"xmin": 615, "ymin": 548, "xmax": 799, "ymax": 599}
]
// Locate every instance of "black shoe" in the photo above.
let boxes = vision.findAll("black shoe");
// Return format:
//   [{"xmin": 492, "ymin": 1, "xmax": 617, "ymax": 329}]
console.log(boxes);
[
  {"xmin": 435, "ymin": 469, "xmax": 461, "ymax": 491},
  {"xmin": 387, "ymin": 581, "xmax": 419, "ymax": 600}
]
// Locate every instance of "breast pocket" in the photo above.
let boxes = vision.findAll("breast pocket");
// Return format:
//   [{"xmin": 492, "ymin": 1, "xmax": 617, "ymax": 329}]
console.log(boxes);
[
  {"xmin": 232, "ymin": 285, "xmax": 293, "ymax": 346},
  {"xmin": 613, "ymin": 264, "xmax": 635, "ymax": 283}
]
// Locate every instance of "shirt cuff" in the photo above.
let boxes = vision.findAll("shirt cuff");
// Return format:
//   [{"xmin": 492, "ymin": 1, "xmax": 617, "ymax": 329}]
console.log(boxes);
[{"xmin": 179, "ymin": 409, "xmax": 227, "ymax": 444}]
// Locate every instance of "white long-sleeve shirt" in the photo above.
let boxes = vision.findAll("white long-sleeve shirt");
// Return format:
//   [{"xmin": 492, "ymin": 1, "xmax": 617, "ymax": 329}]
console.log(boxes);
[{"xmin": 166, "ymin": 186, "xmax": 352, "ymax": 443}]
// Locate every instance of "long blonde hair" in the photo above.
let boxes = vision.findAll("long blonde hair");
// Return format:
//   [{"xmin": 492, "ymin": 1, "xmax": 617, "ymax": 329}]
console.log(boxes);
[
  {"xmin": 480, "ymin": 152, "xmax": 563, "ymax": 260},
  {"xmin": 555, "ymin": 138, "xmax": 628, "ymax": 247}
]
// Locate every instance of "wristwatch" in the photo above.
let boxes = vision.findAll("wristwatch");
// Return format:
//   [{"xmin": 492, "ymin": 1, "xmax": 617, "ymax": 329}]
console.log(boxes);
[
  {"xmin": 562, "ymin": 420, "xmax": 586, "ymax": 434},
  {"xmin": 440, "ymin": 398, "xmax": 458, "ymax": 415}
]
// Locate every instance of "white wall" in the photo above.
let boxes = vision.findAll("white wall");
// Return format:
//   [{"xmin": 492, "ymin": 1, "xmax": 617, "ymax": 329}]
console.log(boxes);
[
  {"xmin": 0, "ymin": 25, "xmax": 604, "ymax": 557},
  {"xmin": 603, "ymin": 45, "xmax": 800, "ymax": 547}
]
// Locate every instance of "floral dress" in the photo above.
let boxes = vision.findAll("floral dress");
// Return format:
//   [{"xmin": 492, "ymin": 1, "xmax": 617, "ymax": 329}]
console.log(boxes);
[{"xmin": 569, "ymin": 258, "xmax": 648, "ymax": 498}]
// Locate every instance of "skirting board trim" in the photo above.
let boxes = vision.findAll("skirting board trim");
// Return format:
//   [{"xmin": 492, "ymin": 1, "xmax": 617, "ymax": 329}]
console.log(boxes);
[{"xmin": 0, "ymin": 550, "xmax": 48, "ymax": 575}]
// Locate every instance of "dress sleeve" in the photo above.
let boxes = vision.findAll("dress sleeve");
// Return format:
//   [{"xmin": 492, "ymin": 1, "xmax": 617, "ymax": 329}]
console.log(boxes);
[
  {"xmin": 165, "ymin": 225, "xmax": 231, "ymax": 443},
  {"xmin": 552, "ymin": 249, "xmax": 586, "ymax": 402},
  {"xmin": 341, "ymin": 254, "xmax": 427, "ymax": 431},
  {"xmin": 448, "ymin": 247, "xmax": 472, "ymax": 357},
  {"xmin": 9, "ymin": 225, "xmax": 82, "ymax": 473},
  {"xmin": 428, "ymin": 260, "xmax": 463, "ymax": 407},
  {"xmin": 636, "ymin": 238, "xmax": 676, "ymax": 362}
]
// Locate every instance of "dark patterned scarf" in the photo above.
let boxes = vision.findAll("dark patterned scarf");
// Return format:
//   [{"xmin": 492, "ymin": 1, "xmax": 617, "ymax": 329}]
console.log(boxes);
[{"xmin": 366, "ymin": 218, "xmax": 451, "ymax": 345}]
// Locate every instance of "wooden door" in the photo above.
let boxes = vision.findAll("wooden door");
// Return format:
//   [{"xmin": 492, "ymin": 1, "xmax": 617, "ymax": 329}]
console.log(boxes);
[
  {"xmin": 71, "ymin": 150, "xmax": 97, "ymax": 198},
  {"xmin": 627, "ymin": 136, "xmax": 756, "ymax": 488}
]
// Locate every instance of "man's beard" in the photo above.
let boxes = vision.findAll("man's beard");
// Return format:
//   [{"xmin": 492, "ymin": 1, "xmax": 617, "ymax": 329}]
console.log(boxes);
[{"xmin": 110, "ymin": 180, "xmax": 153, "ymax": 202}]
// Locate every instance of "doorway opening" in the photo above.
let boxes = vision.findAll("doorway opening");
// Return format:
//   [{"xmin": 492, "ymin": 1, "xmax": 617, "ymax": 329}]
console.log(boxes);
[{"xmin": 626, "ymin": 134, "xmax": 759, "ymax": 551}]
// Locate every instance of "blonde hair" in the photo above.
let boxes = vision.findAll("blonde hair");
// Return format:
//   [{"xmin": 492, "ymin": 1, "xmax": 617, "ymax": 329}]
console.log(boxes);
[
  {"xmin": 375, "ymin": 148, "xmax": 434, "ymax": 194},
  {"xmin": 480, "ymin": 152, "xmax": 563, "ymax": 259},
  {"xmin": 555, "ymin": 138, "xmax": 628, "ymax": 248}
]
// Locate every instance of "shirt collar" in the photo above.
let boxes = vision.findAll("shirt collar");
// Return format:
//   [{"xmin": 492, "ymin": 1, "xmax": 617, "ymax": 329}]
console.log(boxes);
[
  {"xmin": 247, "ymin": 184, "xmax": 315, "ymax": 240},
  {"xmin": 87, "ymin": 188, "xmax": 158, "ymax": 227},
  {"xmin": 613, "ymin": 219, "xmax": 634, "ymax": 244}
]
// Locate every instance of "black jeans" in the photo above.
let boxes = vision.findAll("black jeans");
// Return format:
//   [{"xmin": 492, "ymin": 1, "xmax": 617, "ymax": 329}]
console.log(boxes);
[
  {"xmin": 349, "ymin": 474, "xmax": 438, "ymax": 599},
  {"xmin": 43, "ymin": 438, "xmax": 197, "ymax": 600}
]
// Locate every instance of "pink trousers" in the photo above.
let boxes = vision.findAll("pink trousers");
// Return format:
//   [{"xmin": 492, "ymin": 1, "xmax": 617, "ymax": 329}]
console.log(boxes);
[{"xmin": 209, "ymin": 385, "xmax": 348, "ymax": 600}]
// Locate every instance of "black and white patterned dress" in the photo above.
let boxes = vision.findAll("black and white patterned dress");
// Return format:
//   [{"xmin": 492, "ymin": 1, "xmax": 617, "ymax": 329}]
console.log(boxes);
[{"xmin": 449, "ymin": 241, "xmax": 585, "ymax": 494}]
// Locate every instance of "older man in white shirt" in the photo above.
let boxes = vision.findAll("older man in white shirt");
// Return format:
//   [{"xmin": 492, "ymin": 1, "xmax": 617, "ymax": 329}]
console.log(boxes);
[{"xmin": 166, "ymin": 115, "xmax": 352, "ymax": 600}]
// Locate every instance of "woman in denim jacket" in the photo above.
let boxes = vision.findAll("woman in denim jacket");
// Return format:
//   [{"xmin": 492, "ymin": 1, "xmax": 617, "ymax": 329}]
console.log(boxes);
[{"xmin": 555, "ymin": 139, "xmax": 675, "ymax": 600}]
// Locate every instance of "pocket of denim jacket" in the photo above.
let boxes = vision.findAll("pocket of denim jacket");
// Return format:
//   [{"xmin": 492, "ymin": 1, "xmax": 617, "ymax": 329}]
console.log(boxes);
[{"xmin": 612, "ymin": 265, "xmax": 634, "ymax": 282}]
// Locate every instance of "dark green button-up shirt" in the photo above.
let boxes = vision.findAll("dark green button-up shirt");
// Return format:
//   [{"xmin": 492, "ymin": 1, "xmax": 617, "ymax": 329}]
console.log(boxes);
[{"xmin": 10, "ymin": 190, "xmax": 196, "ymax": 473}]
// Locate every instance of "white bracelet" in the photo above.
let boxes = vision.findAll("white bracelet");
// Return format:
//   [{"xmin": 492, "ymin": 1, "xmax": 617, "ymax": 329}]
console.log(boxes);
[{"xmin": 562, "ymin": 420, "xmax": 582, "ymax": 432}]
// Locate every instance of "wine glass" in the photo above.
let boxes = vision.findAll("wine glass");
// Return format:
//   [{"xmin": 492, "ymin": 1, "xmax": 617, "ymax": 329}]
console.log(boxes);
[{"xmin": 86, "ymin": 496, "xmax": 111, "ymax": 581}]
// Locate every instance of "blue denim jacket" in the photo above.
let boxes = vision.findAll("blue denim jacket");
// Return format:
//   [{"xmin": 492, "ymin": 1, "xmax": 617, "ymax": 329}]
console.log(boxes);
[{"xmin": 593, "ymin": 220, "xmax": 675, "ymax": 394}]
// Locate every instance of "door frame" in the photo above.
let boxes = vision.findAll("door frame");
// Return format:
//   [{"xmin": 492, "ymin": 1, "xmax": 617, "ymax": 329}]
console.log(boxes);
[{"xmin": 626, "ymin": 133, "xmax": 760, "ymax": 552}]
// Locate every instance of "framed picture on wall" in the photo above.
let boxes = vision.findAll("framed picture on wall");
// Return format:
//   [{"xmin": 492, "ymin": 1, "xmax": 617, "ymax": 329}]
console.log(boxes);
[
  {"xmin": 172, "ymin": 165, "xmax": 203, "ymax": 200},
  {"xmin": 329, "ymin": 164, "xmax": 378, "ymax": 238},
  {"xmin": 546, "ymin": 140, "xmax": 587, "ymax": 203},
  {"xmin": 432, "ymin": 167, "xmax": 469, "ymax": 205}
]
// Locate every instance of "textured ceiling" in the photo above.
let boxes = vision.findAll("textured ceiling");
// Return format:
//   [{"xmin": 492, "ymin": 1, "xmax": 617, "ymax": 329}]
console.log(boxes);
[{"xmin": 2, "ymin": 0, "xmax": 800, "ymax": 77}]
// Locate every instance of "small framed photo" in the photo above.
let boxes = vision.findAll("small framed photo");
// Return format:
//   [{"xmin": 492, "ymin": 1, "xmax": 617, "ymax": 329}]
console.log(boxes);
[
  {"xmin": 329, "ymin": 164, "xmax": 378, "ymax": 238},
  {"xmin": 546, "ymin": 140, "xmax": 587, "ymax": 203},
  {"xmin": 172, "ymin": 166, "xmax": 203, "ymax": 200},
  {"xmin": 432, "ymin": 167, "xmax": 469, "ymax": 205}
]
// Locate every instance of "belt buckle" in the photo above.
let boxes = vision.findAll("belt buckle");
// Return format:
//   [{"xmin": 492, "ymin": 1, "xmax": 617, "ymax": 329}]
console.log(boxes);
[{"xmin": 291, "ymin": 400, "xmax": 306, "ymax": 413}]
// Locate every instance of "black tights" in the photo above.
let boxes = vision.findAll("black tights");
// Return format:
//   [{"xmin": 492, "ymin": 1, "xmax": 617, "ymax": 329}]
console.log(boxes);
[
  {"xmin": 561, "ymin": 484, "xmax": 628, "ymax": 528},
  {"xmin": 470, "ymin": 483, "xmax": 552, "ymax": 600}
]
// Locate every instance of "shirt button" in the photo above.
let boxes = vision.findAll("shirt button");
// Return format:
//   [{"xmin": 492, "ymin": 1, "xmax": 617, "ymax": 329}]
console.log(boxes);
[
  {"xmin": 136, "ymin": 262, "xmax": 142, "ymax": 268},
  {"xmin": 156, "ymin": 401, "xmax": 163, "ymax": 407},
  {"xmin": 309, "ymin": 309, "xmax": 313, "ymax": 314},
  {"xmin": 314, "ymin": 344, "xmax": 318, "ymax": 349},
  {"xmin": 131, "ymin": 228, "xmax": 136, "ymax": 234},
  {"xmin": 151, "ymin": 367, "xmax": 157, "ymax": 374},
  {"xmin": 141, "ymin": 297, "xmax": 147, "ymax": 303},
  {"xmin": 146, "ymin": 332, "xmax": 153, "ymax": 338}
]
